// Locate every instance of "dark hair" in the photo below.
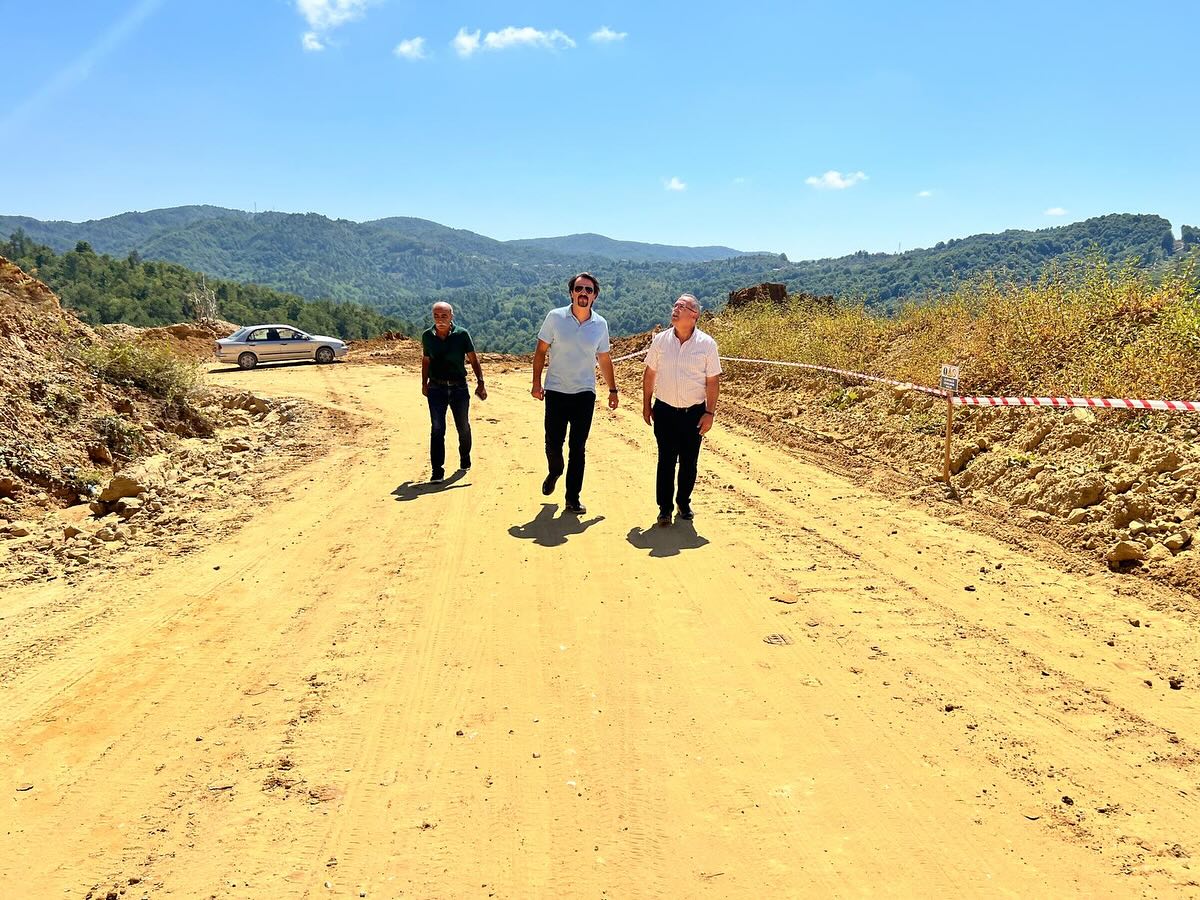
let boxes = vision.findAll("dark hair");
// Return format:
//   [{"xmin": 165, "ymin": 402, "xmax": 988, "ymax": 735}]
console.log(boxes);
[{"xmin": 568, "ymin": 272, "xmax": 600, "ymax": 295}]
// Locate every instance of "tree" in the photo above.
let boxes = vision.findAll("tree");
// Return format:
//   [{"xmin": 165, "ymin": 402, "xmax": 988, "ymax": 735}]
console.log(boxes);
[
  {"xmin": 184, "ymin": 275, "xmax": 219, "ymax": 322},
  {"xmin": 1183, "ymin": 225, "xmax": 1199, "ymax": 248}
]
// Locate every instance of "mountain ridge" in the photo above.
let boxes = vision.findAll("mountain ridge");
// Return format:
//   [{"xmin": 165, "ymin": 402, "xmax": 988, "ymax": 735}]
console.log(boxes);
[{"xmin": 0, "ymin": 207, "xmax": 1186, "ymax": 352}]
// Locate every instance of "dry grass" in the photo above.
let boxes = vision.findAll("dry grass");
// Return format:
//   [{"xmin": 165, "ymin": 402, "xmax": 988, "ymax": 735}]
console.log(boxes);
[{"xmin": 707, "ymin": 257, "xmax": 1200, "ymax": 399}]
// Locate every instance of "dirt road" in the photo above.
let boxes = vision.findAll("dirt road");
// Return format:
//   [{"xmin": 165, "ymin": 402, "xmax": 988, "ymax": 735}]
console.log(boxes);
[{"xmin": 3, "ymin": 361, "xmax": 1198, "ymax": 898}]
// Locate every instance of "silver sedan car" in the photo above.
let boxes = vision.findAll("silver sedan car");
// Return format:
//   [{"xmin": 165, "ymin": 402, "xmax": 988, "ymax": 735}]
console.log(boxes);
[{"xmin": 215, "ymin": 324, "xmax": 349, "ymax": 370}]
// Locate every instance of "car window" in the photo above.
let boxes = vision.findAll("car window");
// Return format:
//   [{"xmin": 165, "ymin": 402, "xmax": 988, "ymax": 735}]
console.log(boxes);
[
  {"xmin": 278, "ymin": 329, "xmax": 301, "ymax": 340},
  {"xmin": 247, "ymin": 328, "xmax": 269, "ymax": 341},
  {"xmin": 266, "ymin": 329, "xmax": 281, "ymax": 341}
]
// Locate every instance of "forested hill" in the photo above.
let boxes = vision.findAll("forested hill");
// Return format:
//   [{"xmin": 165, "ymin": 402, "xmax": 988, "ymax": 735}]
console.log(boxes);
[
  {"xmin": 506, "ymin": 233, "xmax": 758, "ymax": 262},
  {"xmin": 785, "ymin": 213, "xmax": 1182, "ymax": 304},
  {"xmin": 0, "ymin": 233, "xmax": 408, "ymax": 341},
  {"xmin": 0, "ymin": 207, "xmax": 1189, "ymax": 352}
]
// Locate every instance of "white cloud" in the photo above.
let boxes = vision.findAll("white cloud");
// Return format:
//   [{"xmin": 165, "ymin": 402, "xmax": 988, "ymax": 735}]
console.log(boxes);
[
  {"xmin": 732, "ymin": 176, "xmax": 749, "ymax": 185},
  {"xmin": 805, "ymin": 170, "xmax": 868, "ymax": 190},
  {"xmin": 664, "ymin": 177, "xmax": 687, "ymax": 192},
  {"xmin": 590, "ymin": 26, "xmax": 627, "ymax": 43},
  {"xmin": 917, "ymin": 189, "xmax": 933, "ymax": 198},
  {"xmin": 483, "ymin": 26, "xmax": 575, "ymax": 51},
  {"xmin": 453, "ymin": 27, "xmax": 481, "ymax": 57},
  {"xmin": 296, "ymin": 0, "xmax": 372, "ymax": 49},
  {"xmin": 297, "ymin": 0, "xmax": 371, "ymax": 31},
  {"xmin": 1044, "ymin": 207, "xmax": 1067, "ymax": 216},
  {"xmin": 394, "ymin": 37, "xmax": 427, "ymax": 60}
]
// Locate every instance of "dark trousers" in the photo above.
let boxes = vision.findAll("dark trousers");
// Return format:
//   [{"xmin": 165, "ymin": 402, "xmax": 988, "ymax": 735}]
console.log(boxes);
[
  {"xmin": 428, "ymin": 382, "xmax": 471, "ymax": 475},
  {"xmin": 653, "ymin": 399, "xmax": 705, "ymax": 511},
  {"xmin": 544, "ymin": 390, "xmax": 595, "ymax": 503}
]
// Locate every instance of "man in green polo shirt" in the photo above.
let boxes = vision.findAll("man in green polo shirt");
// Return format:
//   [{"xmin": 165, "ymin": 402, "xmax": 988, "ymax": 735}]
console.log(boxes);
[{"xmin": 421, "ymin": 301, "xmax": 486, "ymax": 483}]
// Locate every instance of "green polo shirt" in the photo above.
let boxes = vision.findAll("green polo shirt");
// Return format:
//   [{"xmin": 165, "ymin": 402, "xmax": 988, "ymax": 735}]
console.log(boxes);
[{"xmin": 422, "ymin": 324, "xmax": 475, "ymax": 382}]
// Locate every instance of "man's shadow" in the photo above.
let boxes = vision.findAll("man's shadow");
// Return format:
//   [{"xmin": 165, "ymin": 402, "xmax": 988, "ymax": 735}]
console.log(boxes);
[
  {"xmin": 509, "ymin": 503, "xmax": 605, "ymax": 547},
  {"xmin": 392, "ymin": 469, "xmax": 468, "ymax": 501},
  {"xmin": 626, "ymin": 519, "xmax": 709, "ymax": 558}
]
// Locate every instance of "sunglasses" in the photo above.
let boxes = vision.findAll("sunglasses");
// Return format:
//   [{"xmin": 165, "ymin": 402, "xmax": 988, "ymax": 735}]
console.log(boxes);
[{"xmin": 572, "ymin": 285, "xmax": 596, "ymax": 294}]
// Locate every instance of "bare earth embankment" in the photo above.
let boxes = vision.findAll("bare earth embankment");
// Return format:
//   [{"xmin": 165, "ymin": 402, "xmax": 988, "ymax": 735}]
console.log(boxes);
[{"xmin": 3, "ymin": 346, "xmax": 1199, "ymax": 898}]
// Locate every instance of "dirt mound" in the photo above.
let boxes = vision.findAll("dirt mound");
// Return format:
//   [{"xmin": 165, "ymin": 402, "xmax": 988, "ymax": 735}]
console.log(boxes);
[
  {"xmin": 97, "ymin": 319, "xmax": 240, "ymax": 360},
  {"xmin": 0, "ymin": 257, "xmax": 221, "ymax": 520},
  {"xmin": 347, "ymin": 332, "xmax": 424, "ymax": 367},
  {"xmin": 706, "ymin": 359, "xmax": 1200, "ymax": 593}
]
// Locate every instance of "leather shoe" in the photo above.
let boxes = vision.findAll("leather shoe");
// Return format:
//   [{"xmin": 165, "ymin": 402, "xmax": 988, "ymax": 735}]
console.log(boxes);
[
  {"xmin": 657, "ymin": 509, "xmax": 672, "ymax": 527},
  {"xmin": 676, "ymin": 502, "xmax": 694, "ymax": 521},
  {"xmin": 541, "ymin": 473, "xmax": 558, "ymax": 496},
  {"xmin": 564, "ymin": 500, "xmax": 587, "ymax": 514}
]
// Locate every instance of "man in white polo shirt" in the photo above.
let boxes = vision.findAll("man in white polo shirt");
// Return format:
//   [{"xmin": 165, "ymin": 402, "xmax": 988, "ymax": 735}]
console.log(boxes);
[
  {"xmin": 532, "ymin": 272, "xmax": 619, "ymax": 515},
  {"xmin": 641, "ymin": 293, "xmax": 722, "ymax": 526}
]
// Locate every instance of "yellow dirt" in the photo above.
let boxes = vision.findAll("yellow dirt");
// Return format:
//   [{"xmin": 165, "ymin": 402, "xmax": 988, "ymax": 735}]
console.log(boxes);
[{"xmin": 3, "ymin": 361, "xmax": 1198, "ymax": 898}]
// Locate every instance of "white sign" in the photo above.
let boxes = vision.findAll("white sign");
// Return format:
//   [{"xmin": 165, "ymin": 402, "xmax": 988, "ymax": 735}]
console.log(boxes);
[{"xmin": 939, "ymin": 364, "xmax": 960, "ymax": 392}]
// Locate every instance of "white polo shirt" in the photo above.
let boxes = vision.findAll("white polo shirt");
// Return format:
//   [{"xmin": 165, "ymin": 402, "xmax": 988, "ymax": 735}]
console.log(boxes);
[
  {"xmin": 537, "ymin": 306, "xmax": 611, "ymax": 394},
  {"xmin": 644, "ymin": 326, "xmax": 722, "ymax": 408}
]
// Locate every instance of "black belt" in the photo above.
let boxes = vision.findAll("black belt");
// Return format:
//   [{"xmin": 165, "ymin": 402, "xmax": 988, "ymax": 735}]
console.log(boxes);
[
  {"xmin": 428, "ymin": 378, "xmax": 467, "ymax": 386},
  {"xmin": 654, "ymin": 399, "xmax": 706, "ymax": 411}
]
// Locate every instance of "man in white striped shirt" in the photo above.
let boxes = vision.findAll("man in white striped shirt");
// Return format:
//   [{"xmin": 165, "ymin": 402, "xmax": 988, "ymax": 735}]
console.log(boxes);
[{"xmin": 641, "ymin": 293, "xmax": 722, "ymax": 527}]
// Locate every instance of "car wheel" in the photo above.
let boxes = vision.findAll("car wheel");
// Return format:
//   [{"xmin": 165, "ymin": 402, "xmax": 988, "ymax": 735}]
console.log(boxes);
[
  {"xmin": 315, "ymin": 346, "xmax": 335, "ymax": 364},
  {"xmin": 238, "ymin": 352, "xmax": 259, "ymax": 370}
]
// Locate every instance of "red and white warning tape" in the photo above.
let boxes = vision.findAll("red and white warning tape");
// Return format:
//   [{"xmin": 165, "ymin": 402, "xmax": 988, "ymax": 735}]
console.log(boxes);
[
  {"xmin": 612, "ymin": 344, "xmax": 1200, "ymax": 412},
  {"xmin": 953, "ymin": 395, "xmax": 1200, "ymax": 412}
]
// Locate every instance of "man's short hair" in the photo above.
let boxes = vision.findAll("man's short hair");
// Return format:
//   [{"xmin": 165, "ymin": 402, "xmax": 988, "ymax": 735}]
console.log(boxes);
[
  {"xmin": 569, "ymin": 272, "xmax": 600, "ymax": 295},
  {"xmin": 678, "ymin": 293, "xmax": 701, "ymax": 312}
]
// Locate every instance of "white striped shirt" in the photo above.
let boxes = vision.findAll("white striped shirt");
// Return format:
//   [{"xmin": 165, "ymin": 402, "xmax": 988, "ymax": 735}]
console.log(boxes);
[{"xmin": 644, "ymin": 327, "xmax": 722, "ymax": 408}]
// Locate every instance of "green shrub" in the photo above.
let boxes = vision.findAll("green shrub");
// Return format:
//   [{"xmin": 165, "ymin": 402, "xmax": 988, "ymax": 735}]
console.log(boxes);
[
  {"xmin": 78, "ymin": 338, "xmax": 199, "ymax": 402},
  {"xmin": 95, "ymin": 414, "xmax": 146, "ymax": 458},
  {"xmin": 30, "ymin": 380, "xmax": 84, "ymax": 421}
]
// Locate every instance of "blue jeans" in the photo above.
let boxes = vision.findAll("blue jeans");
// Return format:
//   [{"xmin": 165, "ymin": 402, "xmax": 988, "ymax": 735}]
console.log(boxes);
[{"xmin": 427, "ymin": 382, "xmax": 471, "ymax": 476}]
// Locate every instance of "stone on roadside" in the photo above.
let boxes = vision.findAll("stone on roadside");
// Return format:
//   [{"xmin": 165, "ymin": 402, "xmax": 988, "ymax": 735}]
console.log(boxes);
[
  {"xmin": 99, "ymin": 474, "xmax": 146, "ymax": 503},
  {"xmin": 86, "ymin": 443, "xmax": 113, "ymax": 465},
  {"xmin": 1152, "ymin": 450, "xmax": 1181, "ymax": 475},
  {"xmin": 1064, "ymin": 407, "xmax": 1097, "ymax": 426},
  {"xmin": 1164, "ymin": 531, "xmax": 1192, "ymax": 553},
  {"xmin": 4, "ymin": 522, "xmax": 32, "ymax": 537},
  {"xmin": 1145, "ymin": 543, "xmax": 1172, "ymax": 562},
  {"xmin": 1106, "ymin": 540, "xmax": 1145, "ymax": 563}
]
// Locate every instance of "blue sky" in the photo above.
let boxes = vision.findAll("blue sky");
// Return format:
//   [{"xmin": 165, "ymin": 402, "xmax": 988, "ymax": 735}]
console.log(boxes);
[{"xmin": 1, "ymin": 0, "xmax": 1196, "ymax": 260}]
